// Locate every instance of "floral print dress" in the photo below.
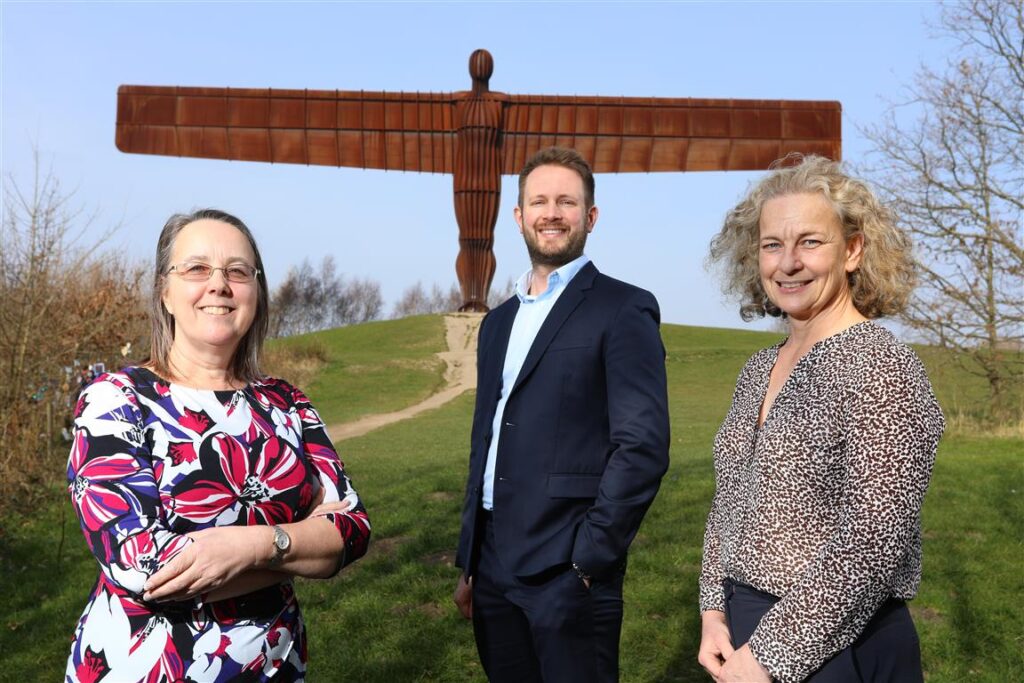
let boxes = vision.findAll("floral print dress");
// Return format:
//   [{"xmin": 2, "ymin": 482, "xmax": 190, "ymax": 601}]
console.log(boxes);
[{"xmin": 65, "ymin": 367, "xmax": 371, "ymax": 682}]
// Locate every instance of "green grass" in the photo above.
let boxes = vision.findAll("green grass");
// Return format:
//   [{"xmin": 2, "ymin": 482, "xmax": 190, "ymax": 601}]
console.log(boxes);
[
  {"xmin": 913, "ymin": 435, "xmax": 1024, "ymax": 680},
  {"xmin": 1, "ymin": 319, "xmax": 1020, "ymax": 681}
]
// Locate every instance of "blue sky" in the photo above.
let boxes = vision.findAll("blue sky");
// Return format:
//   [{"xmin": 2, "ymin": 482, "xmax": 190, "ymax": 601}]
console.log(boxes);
[{"xmin": 1, "ymin": 1, "xmax": 951, "ymax": 330}]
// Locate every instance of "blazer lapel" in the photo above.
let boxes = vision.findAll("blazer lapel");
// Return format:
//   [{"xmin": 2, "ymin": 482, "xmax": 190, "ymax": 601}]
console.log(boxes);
[
  {"xmin": 510, "ymin": 262, "xmax": 597, "ymax": 395},
  {"xmin": 479, "ymin": 299, "xmax": 518, "ymax": 402}
]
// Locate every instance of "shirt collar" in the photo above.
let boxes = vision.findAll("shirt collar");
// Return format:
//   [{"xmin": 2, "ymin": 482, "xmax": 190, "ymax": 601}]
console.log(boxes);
[{"xmin": 515, "ymin": 254, "xmax": 591, "ymax": 303}]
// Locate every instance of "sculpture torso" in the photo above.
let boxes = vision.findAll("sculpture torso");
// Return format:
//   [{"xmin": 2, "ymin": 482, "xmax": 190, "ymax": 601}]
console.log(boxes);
[{"xmin": 452, "ymin": 50, "xmax": 507, "ymax": 311}]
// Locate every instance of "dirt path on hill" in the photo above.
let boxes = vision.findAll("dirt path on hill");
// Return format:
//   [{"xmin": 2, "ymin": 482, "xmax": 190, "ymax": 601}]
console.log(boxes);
[{"xmin": 326, "ymin": 313, "xmax": 483, "ymax": 443}]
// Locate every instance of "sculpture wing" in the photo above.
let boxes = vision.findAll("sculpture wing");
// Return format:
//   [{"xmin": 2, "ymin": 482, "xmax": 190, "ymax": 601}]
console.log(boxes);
[
  {"xmin": 501, "ymin": 94, "xmax": 841, "ymax": 174},
  {"xmin": 116, "ymin": 85, "xmax": 457, "ymax": 173}
]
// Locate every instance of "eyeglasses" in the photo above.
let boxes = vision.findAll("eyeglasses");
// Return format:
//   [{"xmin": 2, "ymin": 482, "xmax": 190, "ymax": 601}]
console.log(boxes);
[{"xmin": 167, "ymin": 262, "xmax": 260, "ymax": 283}]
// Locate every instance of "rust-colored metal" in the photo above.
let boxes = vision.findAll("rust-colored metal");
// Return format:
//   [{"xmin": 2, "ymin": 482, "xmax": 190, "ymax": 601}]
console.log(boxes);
[{"xmin": 116, "ymin": 49, "xmax": 841, "ymax": 311}]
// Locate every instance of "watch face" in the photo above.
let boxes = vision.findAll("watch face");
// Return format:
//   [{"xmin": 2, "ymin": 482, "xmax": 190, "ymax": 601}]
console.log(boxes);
[{"xmin": 274, "ymin": 527, "xmax": 291, "ymax": 552}]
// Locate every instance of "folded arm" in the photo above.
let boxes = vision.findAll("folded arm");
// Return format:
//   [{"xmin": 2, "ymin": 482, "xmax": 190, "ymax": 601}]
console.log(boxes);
[{"xmin": 145, "ymin": 381, "xmax": 371, "ymax": 602}]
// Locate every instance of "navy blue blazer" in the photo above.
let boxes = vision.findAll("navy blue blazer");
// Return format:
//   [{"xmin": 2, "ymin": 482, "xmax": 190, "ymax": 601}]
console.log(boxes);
[{"xmin": 455, "ymin": 262, "xmax": 670, "ymax": 581}]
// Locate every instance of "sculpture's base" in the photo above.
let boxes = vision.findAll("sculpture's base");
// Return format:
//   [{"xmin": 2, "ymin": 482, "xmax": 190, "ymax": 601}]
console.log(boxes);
[{"xmin": 458, "ymin": 301, "xmax": 489, "ymax": 313}]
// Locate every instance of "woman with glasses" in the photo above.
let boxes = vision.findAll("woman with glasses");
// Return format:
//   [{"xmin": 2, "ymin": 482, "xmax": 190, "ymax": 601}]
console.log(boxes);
[{"xmin": 65, "ymin": 209, "xmax": 370, "ymax": 681}]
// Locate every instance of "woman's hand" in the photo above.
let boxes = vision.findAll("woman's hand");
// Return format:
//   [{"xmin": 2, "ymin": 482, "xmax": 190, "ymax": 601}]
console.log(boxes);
[
  {"xmin": 719, "ymin": 644, "xmax": 771, "ymax": 682},
  {"xmin": 302, "ymin": 484, "xmax": 351, "ymax": 518},
  {"xmin": 698, "ymin": 610, "xmax": 734, "ymax": 680},
  {"xmin": 309, "ymin": 498, "xmax": 352, "ymax": 517},
  {"xmin": 143, "ymin": 526, "xmax": 266, "ymax": 602}
]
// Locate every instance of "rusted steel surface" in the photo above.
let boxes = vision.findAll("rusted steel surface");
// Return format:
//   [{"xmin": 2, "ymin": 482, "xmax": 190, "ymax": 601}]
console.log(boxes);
[
  {"xmin": 115, "ymin": 90, "xmax": 841, "ymax": 175},
  {"xmin": 500, "ymin": 96, "xmax": 841, "ymax": 174},
  {"xmin": 452, "ymin": 50, "xmax": 503, "ymax": 312},
  {"xmin": 116, "ymin": 49, "xmax": 841, "ymax": 311},
  {"xmin": 116, "ymin": 86, "xmax": 458, "ymax": 172}
]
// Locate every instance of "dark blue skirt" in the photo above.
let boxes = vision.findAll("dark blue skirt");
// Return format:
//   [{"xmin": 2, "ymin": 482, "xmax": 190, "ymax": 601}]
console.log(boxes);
[{"xmin": 723, "ymin": 579, "xmax": 923, "ymax": 683}]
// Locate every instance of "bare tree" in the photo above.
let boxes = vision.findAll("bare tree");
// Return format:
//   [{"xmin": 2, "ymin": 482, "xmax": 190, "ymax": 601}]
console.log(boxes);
[
  {"xmin": 391, "ymin": 281, "xmax": 462, "ymax": 318},
  {"xmin": 270, "ymin": 256, "xmax": 383, "ymax": 336},
  {"xmin": 861, "ymin": 0, "xmax": 1023, "ymax": 418},
  {"xmin": 1, "ymin": 156, "xmax": 147, "ymax": 511},
  {"xmin": 487, "ymin": 276, "xmax": 516, "ymax": 309},
  {"xmin": 391, "ymin": 277, "xmax": 516, "ymax": 318},
  {"xmin": 345, "ymin": 276, "xmax": 385, "ymax": 326}
]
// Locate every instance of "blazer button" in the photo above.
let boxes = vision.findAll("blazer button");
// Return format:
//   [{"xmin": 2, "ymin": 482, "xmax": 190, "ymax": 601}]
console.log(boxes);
[{"xmin": 504, "ymin": 421, "xmax": 516, "ymax": 427}]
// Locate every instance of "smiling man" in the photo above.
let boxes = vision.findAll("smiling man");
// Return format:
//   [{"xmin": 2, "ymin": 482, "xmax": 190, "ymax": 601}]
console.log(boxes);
[{"xmin": 453, "ymin": 147, "xmax": 671, "ymax": 682}]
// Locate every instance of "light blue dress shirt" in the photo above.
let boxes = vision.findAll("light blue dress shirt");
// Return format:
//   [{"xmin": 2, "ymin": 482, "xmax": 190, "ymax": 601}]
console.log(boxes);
[{"xmin": 481, "ymin": 254, "xmax": 591, "ymax": 511}]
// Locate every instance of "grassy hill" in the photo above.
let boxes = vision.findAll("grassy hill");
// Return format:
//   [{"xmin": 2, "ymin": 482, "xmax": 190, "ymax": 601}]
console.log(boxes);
[
  {"xmin": 1, "ymin": 317, "xmax": 1020, "ymax": 681},
  {"xmin": 267, "ymin": 314, "xmax": 449, "ymax": 425}
]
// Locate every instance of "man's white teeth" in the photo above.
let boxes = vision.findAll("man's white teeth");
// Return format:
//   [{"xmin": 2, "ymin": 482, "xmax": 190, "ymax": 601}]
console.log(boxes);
[{"xmin": 201, "ymin": 306, "xmax": 232, "ymax": 315}]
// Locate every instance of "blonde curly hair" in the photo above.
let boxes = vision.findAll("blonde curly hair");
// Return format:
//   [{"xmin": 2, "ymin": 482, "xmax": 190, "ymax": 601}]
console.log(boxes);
[{"xmin": 708, "ymin": 154, "xmax": 916, "ymax": 321}]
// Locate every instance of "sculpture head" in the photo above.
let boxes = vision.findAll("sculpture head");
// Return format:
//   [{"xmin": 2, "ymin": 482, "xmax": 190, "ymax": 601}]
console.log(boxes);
[{"xmin": 469, "ymin": 49, "xmax": 493, "ymax": 94}]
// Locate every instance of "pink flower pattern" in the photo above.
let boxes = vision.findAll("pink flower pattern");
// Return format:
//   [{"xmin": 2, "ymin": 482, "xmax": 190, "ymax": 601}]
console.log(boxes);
[{"xmin": 75, "ymin": 646, "xmax": 109, "ymax": 683}]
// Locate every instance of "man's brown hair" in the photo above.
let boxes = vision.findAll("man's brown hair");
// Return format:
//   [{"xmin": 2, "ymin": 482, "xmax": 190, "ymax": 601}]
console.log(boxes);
[{"xmin": 517, "ymin": 147, "xmax": 595, "ymax": 210}]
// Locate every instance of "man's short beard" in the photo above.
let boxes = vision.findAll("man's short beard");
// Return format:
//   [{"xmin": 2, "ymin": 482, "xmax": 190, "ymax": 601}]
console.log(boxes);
[{"xmin": 524, "ymin": 224, "xmax": 588, "ymax": 269}]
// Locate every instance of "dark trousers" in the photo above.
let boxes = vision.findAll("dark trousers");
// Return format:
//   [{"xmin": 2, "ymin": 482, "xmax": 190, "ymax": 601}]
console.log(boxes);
[
  {"xmin": 471, "ymin": 512, "xmax": 624, "ymax": 683},
  {"xmin": 724, "ymin": 579, "xmax": 923, "ymax": 683}
]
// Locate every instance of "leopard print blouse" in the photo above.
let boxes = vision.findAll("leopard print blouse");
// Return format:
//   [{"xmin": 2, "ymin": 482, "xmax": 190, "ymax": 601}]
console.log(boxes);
[{"xmin": 699, "ymin": 321, "xmax": 944, "ymax": 682}]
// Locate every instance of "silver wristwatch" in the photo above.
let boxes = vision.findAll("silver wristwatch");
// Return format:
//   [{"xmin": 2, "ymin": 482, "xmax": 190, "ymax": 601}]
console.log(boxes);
[{"xmin": 270, "ymin": 525, "xmax": 291, "ymax": 565}]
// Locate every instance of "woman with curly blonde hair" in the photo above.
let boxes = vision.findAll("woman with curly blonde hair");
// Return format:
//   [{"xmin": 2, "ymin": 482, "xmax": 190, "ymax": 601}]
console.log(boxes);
[{"xmin": 698, "ymin": 155, "xmax": 944, "ymax": 682}]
